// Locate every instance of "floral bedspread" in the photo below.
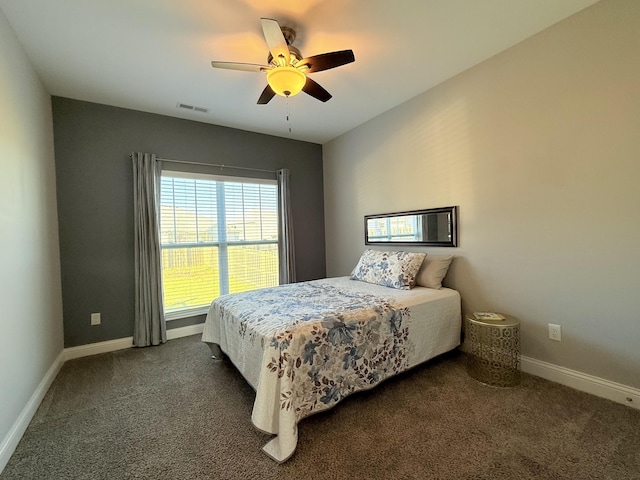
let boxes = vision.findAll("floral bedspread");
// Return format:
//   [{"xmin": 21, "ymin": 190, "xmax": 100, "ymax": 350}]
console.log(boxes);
[{"xmin": 202, "ymin": 278, "xmax": 458, "ymax": 462}]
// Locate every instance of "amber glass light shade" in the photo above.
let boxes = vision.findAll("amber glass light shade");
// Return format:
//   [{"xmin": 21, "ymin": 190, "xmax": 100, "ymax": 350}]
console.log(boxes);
[{"xmin": 267, "ymin": 66, "xmax": 306, "ymax": 97}]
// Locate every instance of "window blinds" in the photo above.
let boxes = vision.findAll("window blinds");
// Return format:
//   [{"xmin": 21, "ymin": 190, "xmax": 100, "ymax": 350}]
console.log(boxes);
[{"xmin": 160, "ymin": 174, "xmax": 279, "ymax": 317}]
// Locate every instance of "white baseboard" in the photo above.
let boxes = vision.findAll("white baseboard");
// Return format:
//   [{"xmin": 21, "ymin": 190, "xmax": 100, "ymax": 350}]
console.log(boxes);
[
  {"xmin": 166, "ymin": 323, "xmax": 204, "ymax": 340},
  {"xmin": 521, "ymin": 356, "xmax": 640, "ymax": 410},
  {"xmin": 64, "ymin": 336, "xmax": 133, "ymax": 361},
  {"xmin": 0, "ymin": 351, "xmax": 65, "ymax": 473},
  {"xmin": 63, "ymin": 323, "xmax": 205, "ymax": 361}
]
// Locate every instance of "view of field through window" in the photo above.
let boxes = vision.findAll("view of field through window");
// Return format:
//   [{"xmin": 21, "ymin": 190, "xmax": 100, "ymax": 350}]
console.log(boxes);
[{"xmin": 160, "ymin": 174, "xmax": 279, "ymax": 315}]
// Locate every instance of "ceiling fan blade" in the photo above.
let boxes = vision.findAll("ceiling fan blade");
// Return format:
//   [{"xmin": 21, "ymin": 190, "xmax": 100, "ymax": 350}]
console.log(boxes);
[
  {"xmin": 302, "ymin": 77, "xmax": 332, "ymax": 102},
  {"xmin": 297, "ymin": 50, "xmax": 355, "ymax": 73},
  {"xmin": 211, "ymin": 61, "xmax": 267, "ymax": 73},
  {"xmin": 261, "ymin": 18, "xmax": 290, "ymax": 66},
  {"xmin": 257, "ymin": 85, "xmax": 276, "ymax": 105}
]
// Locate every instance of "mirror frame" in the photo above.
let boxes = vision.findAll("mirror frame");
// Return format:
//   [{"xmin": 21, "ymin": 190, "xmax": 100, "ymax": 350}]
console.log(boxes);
[{"xmin": 364, "ymin": 206, "xmax": 458, "ymax": 247}]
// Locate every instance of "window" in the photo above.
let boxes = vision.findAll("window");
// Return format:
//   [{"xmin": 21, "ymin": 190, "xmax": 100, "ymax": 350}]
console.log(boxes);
[{"xmin": 160, "ymin": 171, "xmax": 279, "ymax": 319}]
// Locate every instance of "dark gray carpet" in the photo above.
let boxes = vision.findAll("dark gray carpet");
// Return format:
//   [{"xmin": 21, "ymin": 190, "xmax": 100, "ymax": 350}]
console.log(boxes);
[{"xmin": 2, "ymin": 335, "xmax": 639, "ymax": 479}]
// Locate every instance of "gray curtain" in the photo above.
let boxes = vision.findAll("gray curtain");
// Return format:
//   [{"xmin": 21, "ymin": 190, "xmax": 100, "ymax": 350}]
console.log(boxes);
[
  {"xmin": 131, "ymin": 152, "xmax": 166, "ymax": 346},
  {"xmin": 277, "ymin": 168, "xmax": 296, "ymax": 284}
]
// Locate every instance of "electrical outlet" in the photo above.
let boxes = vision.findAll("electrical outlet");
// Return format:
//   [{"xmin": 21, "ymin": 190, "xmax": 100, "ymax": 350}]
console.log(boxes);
[
  {"xmin": 548, "ymin": 323, "xmax": 561, "ymax": 341},
  {"xmin": 90, "ymin": 313, "xmax": 101, "ymax": 326}
]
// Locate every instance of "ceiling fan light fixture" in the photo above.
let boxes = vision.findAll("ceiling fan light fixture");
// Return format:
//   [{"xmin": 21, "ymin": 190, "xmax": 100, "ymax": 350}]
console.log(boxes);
[
  {"xmin": 267, "ymin": 66, "xmax": 306, "ymax": 97},
  {"xmin": 210, "ymin": 18, "xmax": 354, "ymax": 104}
]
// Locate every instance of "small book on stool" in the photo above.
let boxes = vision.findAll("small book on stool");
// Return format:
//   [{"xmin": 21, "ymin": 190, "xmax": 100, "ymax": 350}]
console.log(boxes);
[{"xmin": 473, "ymin": 312, "xmax": 505, "ymax": 321}]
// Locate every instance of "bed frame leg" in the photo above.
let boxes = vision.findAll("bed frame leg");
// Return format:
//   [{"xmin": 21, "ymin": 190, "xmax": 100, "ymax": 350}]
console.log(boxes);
[{"xmin": 206, "ymin": 342, "xmax": 225, "ymax": 360}]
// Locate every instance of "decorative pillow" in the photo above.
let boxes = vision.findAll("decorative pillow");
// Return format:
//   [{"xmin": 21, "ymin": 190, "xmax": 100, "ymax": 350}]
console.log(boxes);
[
  {"xmin": 350, "ymin": 249, "xmax": 426, "ymax": 290},
  {"xmin": 415, "ymin": 255, "xmax": 453, "ymax": 289}
]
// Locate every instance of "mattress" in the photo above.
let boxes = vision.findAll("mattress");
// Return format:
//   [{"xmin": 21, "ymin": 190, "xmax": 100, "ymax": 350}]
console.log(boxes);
[{"xmin": 202, "ymin": 276, "xmax": 461, "ymax": 462}]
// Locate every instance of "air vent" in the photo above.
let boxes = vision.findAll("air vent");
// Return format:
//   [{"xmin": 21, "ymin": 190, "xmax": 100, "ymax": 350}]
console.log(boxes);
[{"xmin": 176, "ymin": 102, "xmax": 209, "ymax": 114}]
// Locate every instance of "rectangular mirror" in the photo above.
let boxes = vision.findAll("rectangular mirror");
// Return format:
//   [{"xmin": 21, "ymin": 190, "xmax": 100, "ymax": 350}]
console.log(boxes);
[{"xmin": 365, "ymin": 206, "xmax": 458, "ymax": 247}]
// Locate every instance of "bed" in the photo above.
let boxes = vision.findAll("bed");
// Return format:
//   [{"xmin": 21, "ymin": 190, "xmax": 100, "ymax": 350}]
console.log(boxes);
[{"xmin": 202, "ymin": 251, "xmax": 461, "ymax": 463}]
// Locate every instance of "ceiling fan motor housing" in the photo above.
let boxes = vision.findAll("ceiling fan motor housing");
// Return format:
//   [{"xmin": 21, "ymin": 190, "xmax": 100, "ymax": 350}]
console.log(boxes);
[{"xmin": 280, "ymin": 26, "xmax": 296, "ymax": 45}]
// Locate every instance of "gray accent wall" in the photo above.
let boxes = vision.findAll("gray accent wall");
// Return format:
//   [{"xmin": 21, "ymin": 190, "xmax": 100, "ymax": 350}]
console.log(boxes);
[
  {"xmin": 52, "ymin": 98, "xmax": 325, "ymax": 347},
  {"xmin": 323, "ymin": 0, "xmax": 640, "ymax": 389}
]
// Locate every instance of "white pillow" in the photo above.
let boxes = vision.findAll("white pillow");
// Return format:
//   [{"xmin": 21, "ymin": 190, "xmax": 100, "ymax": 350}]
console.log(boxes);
[
  {"xmin": 351, "ymin": 249, "xmax": 426, "ymax": 290},
  {"xmin": 415, "ymin": 255, "xmax": 453, "ymax": 289}
]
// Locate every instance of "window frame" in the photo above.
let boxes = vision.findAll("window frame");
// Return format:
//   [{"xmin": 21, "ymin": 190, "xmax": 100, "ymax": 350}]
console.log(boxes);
[{"xmin": 160, "ymin": 169, "xmax": 279, "ymax": 321}]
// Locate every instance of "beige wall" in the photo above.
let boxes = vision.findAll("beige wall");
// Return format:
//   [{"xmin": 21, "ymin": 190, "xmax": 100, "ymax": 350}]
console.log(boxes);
[
  {"xmin": 0, "ymin": 7, "xmax": 64, "ymax": 460},
  {"xmin": 323, "ymin": 0, "xmax": 640, "ymax": 388}
]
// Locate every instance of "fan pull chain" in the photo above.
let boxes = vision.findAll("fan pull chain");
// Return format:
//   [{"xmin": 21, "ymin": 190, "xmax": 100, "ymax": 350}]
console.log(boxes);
[{"xmin": 285, "ymin": 96, "xmax": 292, "ymax": 135}]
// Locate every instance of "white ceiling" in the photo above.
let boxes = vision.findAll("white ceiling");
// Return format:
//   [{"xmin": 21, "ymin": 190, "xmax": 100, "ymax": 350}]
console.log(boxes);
[{"xmin": 1, "ymin": 0, "xmax": 598, "ymax": 144}]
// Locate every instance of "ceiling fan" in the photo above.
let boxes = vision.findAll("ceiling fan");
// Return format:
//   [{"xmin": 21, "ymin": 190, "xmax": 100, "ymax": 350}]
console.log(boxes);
[{"xmin": 211, "ymin": 18, "xmax": 355, "ymax": 104}]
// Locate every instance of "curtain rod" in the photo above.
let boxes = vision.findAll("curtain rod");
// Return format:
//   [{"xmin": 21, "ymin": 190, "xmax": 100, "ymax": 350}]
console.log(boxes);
[{"xmin": 156, "ymin": 156, "xmax": 276, "ymax": 175}]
